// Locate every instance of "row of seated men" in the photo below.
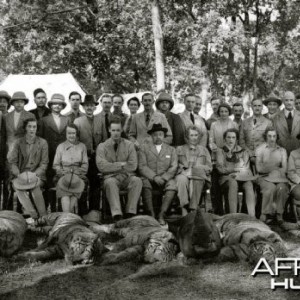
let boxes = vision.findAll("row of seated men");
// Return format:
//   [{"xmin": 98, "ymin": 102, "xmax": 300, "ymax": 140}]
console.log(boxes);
[{"xmin": 1, "ymin": 89, "xmax": 300, "ymax": 226}]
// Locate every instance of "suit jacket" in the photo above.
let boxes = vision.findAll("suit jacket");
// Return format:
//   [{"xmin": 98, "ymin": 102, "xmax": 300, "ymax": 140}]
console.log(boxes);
[
  {"xmin": 0, "ymin": 112, "xmax": 7, "ymax": 170},
  {"xmin": 98, "ymin": 111, "xmax": 112, "ymax": 142},
  {"xmin": 64, "ymin": 110, "xmax": 85, "ymax": 123},
  {"xmin": 179, "ymin": 110, "xmax": 208, "ymax": 147},
  {"xmin": 5, "ymin": 110, "xmax": 35, "ymax": 151},
  {"xmin": 138, "ymin": 142, "xmax": 178, "ymax": 181},
  {"xmin": 263, "ymin": 112, "xmax": 278, "ymax": 120},
  {"xmin": 165, "ymin": 111, "xmax": 185, "ymax": 147},
  {"xmin": 239, "ymin": 115, "xmax": 272, "ymax": 156},
  {"xmin": 273, "ymin": 110, "xmax": 300, "ymax": 155},
  {"xmin": 8, "ymin": 136, "xmax": 48, "ymax": 181},
  {"xmin": 129, "ymin": 110, "xmax": 172, "ymax": 145},
  {"xmin": 96, "ymin": 138, "xmax": 138, "ymax": 179},
  {"xmin": 74, "ymin": 115, "xmax": 103, "ymax": 155},
  {"xmin": 29, "ymin": 107, "xmax": 51, "ymax": 121},
  {"xmin": 37, "ymin": 114, "xmax": 70, "ymax": 162}
]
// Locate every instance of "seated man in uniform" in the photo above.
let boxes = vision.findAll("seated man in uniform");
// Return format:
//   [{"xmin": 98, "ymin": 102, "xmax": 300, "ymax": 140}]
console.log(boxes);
[
  {"xmin": 96, "ymin": 117, "xmax": 142, "ymax": 222},
  {"xmin": 138, "ymin": 123, "xmax": 178, "ymax": 225}
]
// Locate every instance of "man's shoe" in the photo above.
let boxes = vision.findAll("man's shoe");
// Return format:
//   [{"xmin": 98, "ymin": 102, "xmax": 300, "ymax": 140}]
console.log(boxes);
[
  {"xmin": 125, "ymin": 213, "xmax": 135, "ymax": 219},
  {"xmin": 113, "ymin": 215, "xmax": 123, "ymax": 223}
]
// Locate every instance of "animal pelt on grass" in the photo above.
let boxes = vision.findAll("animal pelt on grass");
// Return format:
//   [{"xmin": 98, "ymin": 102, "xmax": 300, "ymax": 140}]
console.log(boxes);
[
  {"xmin": 212, "ymin": 213, "xmax": 288, "ymax": 265},
  {"xmin": 91, "ymin": 215, "xmax": 180, "ymax": 265},
  {"xmin": 19, "ymin": 212, "xmax": 105, "ymax": 264},
  {"xmin": 0, "ymin": 211, "xmax": 27, "ymax": 257}
]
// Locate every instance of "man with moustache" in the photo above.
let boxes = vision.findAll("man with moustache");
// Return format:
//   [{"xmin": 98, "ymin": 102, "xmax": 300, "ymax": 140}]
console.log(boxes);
[
  {"xmin": 29, "ymin": 88, "xmax": 51, "ymax": 121},
  {"xmin": 232, "ymin": 102, "xmax": 244, "ymax": 130}
]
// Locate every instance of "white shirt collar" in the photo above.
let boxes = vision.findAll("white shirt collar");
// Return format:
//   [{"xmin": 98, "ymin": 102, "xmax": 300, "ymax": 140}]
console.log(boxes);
[
  {"xmin": 284, "ymin": 108, "xmax": 294, "ymax": 118},
  {"xmin": 155, "ymin": 144, "xmax": 162, "ymax": 154}
]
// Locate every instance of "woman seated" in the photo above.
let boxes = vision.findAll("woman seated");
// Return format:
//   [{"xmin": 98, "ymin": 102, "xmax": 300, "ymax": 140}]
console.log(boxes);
[
  {"xmin": 53, "ymin": 124, "xmax": 88, "ymax": 213},
  {"xmin": 216, "ymin": 128, "xmax": 256, "ymax": 216},
  {"xmin": 9, "ymin": 118, "xmax": 48, "ymax": 218},
  {"xmin": 176, "ymin": 125, "xmax": 212, "ymax": 216},
  {"xmin": 255, "ymin": 127, "xmax": 289, "ymax": 224}
]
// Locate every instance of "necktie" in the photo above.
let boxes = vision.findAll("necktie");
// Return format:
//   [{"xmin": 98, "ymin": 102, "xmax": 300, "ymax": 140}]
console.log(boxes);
[
  {"xmin": 114, "ymin": 142, "xmax": 118, "ymax": 152},
  {"xmin": 146, "ymin": 113, "xmax": 150, "ymax": 126},
  {"xmin": 287, "ymin": 112, "xmax": 293, "ymax": 134},
  {"xmin": 190, "ymin": 113, "xmax": 195, "ymax": 124},
  {"xmin": 253, "ymin": 118, "xmax": 256, "ymax": 125},
  {"xmin": 105, "ymin": 113, "xmax": 110, "ymax": 138}
]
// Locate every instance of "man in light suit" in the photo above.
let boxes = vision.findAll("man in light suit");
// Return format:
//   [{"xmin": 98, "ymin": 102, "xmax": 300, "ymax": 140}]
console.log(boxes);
[
  {"xmin": 64, "ymin": 91, "xmax": 85, "ymax": 123},
  {"xmin": 38, "ymin": 93, "xmax": 70, "ymax": 187},
  {"xmin": 5, "ymin": 91, "xmax": 35, "ymax": 156},
  {"xmin": 74, "ymin": 94, "xmax": 103, "ymax": 209},
  {"xmin": 96, "ymin": 117, "xmax": 142, "ymax": 222},
  {"xmin": 129, "ymin": 92, "xmax": 172, "ymax": 148},
  {"xmin": 239, "ymin": 98, "xmax": 272, "ymax": 158},
  {"xmin": 138, "ymin": 123, "xmax": 177, "ymax": 225},
  {"xmin": 179, "ymin": 93, "xmax": 207, "ymax": 147},
  {"xmin": 273, "ymin": 91, "xmax": 300, "ymax": 155}
]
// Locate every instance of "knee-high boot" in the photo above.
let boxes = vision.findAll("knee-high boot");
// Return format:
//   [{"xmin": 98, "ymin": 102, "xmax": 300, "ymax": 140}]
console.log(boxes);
[
  {"xmin": 158, "ymin": 190, "xmax": 176, "ymax": 225},
  {"xmin": 142, "ymin": 188, "xmax": 155, "ymax": 217}
]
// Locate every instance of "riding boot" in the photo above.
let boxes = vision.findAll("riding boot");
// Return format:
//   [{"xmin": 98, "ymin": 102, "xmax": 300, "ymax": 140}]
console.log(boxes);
[
  {"xmin": 158, "ymin": 190, "xmax": 176, "ymax": 225},
  {"xmin": 142, "ymin": 188, "xmax": 155, "ymax": 218}
]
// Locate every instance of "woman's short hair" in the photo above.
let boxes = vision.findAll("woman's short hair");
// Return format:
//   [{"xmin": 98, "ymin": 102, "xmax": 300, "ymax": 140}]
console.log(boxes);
[
  {"xmin": 185, "ymin": 125, "xmax": 202, "ymax": 144},
  {"xmin": 127, "ymin": 97, "xmax": 141, "ymax": 107},
  {"xmin": 66, "ymin": 123, "xmax": 80, "ymax": 137},
  {"xmin": 263, "ymin": 127, "xmax": 278, "ymax": 142},
  {"xmin": 23, "ymin": 118, "xmax": 37, "ymax": 130},
  {"xmin": 223, "ymin": 128, "xmax": 239, "ymax": 141},
  {"xmin": 217, "ymin": 103, "xmax": 232, "ymax": 116}
]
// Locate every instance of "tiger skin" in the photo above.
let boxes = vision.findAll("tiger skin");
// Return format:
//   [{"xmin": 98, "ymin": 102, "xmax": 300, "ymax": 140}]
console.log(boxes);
[
  {"xmin": 0, "ymin": 211, "xmax": 27, "ymax": 257},
  {"xmin": 91, "ymin": 215, "xmax": 179, "ymax": 265},
  {"xmin": 20, "ymin": 212, "xmax": 104, "ymax": 264}
]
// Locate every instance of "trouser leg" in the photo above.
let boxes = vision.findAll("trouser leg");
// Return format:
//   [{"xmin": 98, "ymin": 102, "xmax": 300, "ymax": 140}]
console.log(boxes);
[
  {"xmin": 31, "ymin": 186, "xmax": 47, "ymax": 216},
  {"xmin": 189, "ymin": 180, "xmax": 205, "ymax": 210},
  {"xmin": 15, "ymin": 190, "xmax": 38, "ymax": 218},
  {"xmin": 176, "ymin": 174, "xmax": 189, "ymax": 207},
  {"xmin": 211, "ymin": 167, "xmax": 223, "ymax": 215},
  {"xmin": 142, "ymin": 188, "xmax": 155, "ymax": 217},
  {"xmin": 222, "ymin": 178, "xmax": 238, "ymax": 213},
  {"xmin": 125, "ymin": 176, "xmax": 142, "ymax": 215},
  {"xmin": 159, "ymin": 190, "xmax": 176, "ymax": 215},
  {"xmin": 242, "ymin": 181, "xmax": 256, "ymax": 217},
  {"xmin": 104, "ymin": 177, "xmax": 122, "ymax": 217}
]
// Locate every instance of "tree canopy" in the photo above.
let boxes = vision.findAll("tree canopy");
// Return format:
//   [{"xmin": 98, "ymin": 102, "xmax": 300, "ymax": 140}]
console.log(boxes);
[{"xmin": 0, "ymin": 0, "xmax": 299, "ymax": 100}]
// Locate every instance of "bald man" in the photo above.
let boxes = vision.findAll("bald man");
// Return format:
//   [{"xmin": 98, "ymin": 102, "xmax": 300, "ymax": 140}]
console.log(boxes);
[{"xmin": 273, "ymin": 91, "xmax": 300, "ymax": 155}]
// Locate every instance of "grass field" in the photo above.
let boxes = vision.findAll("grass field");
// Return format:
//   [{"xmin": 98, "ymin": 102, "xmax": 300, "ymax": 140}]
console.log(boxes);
[{"xmin": 1, "ymin": 228, "xmax": 300, "ymax": 299}]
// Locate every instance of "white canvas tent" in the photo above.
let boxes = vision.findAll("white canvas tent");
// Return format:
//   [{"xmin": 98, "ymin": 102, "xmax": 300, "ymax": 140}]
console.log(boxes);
[{"xmin": 0, "ymin": 72, "xmax": 86, "ymax": 114}]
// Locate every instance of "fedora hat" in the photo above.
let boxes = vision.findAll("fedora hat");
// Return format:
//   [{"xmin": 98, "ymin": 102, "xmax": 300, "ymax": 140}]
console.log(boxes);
[
  {"xmin": 82, "ymin": 210, "xmax": 101, "ymax": 225},
  {"xmin": 81, "ymin": 94, "xmax": 98, "ymax": 106},
  {"xmin": 11, "ymin": 91, "xmax": 29, "ymax": 105},
  {"xmin": 263, "ymin": 93, "xmax": 282, "ymax": 106},
  {"xmin": 155, "ymin": 92, "xmax": 174, "ymax": 110},
  {"xmin": 0, "ymin": 90, "xmax": 11, "ymax": 102},
  {"xmin": 231, "ymin": 168, "xmax": 258, "ymax": 182},
  {"xmin": 13, "ymin": 172, "xmax": 40, "ymax": 190},
  {"xmin": 48, "ymin": 93, "xmax": 67, "ymax": 108},
  {"xmin": 57, "ymin": 173, "xmax": 84, "ymax": 194},
  {"xmin": 147, "ymin": 123, "xmax": 168, "ymax": 135},
  {"xmin": 262, "ymin": 169, "xmax": 288, "ymax": 183}
]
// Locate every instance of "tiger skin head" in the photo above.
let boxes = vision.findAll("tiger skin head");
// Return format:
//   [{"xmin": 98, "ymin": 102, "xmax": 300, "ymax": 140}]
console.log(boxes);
[
  {"xmin": 65, "ymin": 231, "xmax": 104, "ymax": 265},
  {"xmin": 248, "ymin": 241, "xmax": 277, "ymax": 265},
  {"xmin": 144, "ymin": 230, "xmax": 179, "ymax": 263}
]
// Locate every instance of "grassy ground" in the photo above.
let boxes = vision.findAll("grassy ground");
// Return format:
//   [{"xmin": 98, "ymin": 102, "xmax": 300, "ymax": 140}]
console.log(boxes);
[{"xmin": 1, "ymin": 228, "xmax": 300, "ymax": 299}]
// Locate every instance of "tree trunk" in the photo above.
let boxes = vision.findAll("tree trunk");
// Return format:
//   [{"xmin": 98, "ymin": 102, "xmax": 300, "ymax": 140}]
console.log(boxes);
[{"xmin": 151, "ymin": 0, "xmax": 165, "ymax": 92}]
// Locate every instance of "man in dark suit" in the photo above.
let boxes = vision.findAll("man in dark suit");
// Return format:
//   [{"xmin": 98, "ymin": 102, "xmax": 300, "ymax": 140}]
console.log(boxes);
[
  {"xmin": 29, "ymin": 88, "xmax": 51, "ymax": 121},
  {"xmin": 112, "ymin": 94, "xmax": 128, "ymax": 128},
  {"xmin": 38, "ymin": 93, "xmax": 70, "ymax": 187},
  {"xmin": 156, "ymin": 92, "xmax": 185, "ymax": 147},
  {"xmin": 64, "ymin": 91, "xmax": 85, "ymax": 123},
  {"xmin": 74, "ymin": 94, "xmax": 103, "ymax": 209},
  {"xmin": 98, "ymin": 93, "xmax": 113, "ymax": 141}
]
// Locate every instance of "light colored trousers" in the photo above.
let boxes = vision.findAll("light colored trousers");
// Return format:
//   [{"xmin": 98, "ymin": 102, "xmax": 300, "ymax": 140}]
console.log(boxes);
[{"xmin": 104, "ymin": 175, "xmax": 142, "ymax": 217}]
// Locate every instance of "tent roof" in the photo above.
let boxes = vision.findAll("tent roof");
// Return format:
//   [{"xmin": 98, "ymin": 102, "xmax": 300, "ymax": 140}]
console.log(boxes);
[{"xmin": 0, "ymin": 72, "xmax": 86, "ymax": 113}]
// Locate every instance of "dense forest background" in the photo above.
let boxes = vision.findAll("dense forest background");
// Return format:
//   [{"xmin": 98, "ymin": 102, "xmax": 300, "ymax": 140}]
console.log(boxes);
[{"xmin": 0, "ymin": 0, "xmax": 299, "ymax": 104}]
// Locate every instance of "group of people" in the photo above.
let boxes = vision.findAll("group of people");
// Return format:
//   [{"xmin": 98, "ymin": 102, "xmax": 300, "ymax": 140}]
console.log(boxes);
[{"xmin": 0, "ymin": 88, "xmax": 300, "ymax": 226}]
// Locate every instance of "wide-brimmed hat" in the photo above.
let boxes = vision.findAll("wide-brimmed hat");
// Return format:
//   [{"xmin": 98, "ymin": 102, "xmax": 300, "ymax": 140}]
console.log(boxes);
[
  {"xmin": 11, "ymin": 91, "xmax": 29, "ymax": 105},
  {"xmin": 48, "ymin": 93, "xmax": 67, "ymax": 108},
  {"xmin": 155, "ymin": 92, "xmax": 174, "ymax": 110},
  {"xmin": 147, "ymin": 123, "xmax": 168, "ymax": 135},
  {"xmin": 13, "ymin": 171, "xmax": 40, "ymax": 190},
  {"xmin": 0, "ymin": 90, "xmax": 11, "ymax": 102},
  {"xmin": 82, "ymin": 210, "xmax": 101, "ymax": 225},
  {"xmin": 263, "ymin": 93, "xmax": 282, "ymax": 106},
  {"xmin": 262, "ymin": 169, "xmax": 288, "ymax": 183},
  {"xmin": 57, "ymin": 173, "xmax": 85, "ymax": 193},
  {"xmin": 81, "ymin": 94, "xmax": 98, "ymax": 106},
  {"xmin": 230, "ymin": 168, "xmax": 258, "ymax": 182}
]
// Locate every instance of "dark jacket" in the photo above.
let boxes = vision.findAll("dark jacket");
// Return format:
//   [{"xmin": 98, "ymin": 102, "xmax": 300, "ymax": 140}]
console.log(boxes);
[
  {"xmin": 29, "ymin": 107, "xmax": 51, "ymax": 121},
  {"xmin": 165, "ymin": 111, "xmax": 186, "ymax": 147}
]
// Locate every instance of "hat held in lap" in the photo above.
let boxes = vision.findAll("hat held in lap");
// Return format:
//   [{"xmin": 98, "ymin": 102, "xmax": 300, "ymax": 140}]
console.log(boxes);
[
  {"xmin": 13, "ymin": 172, "xmax": 40, "ymax": 190},
  {"xmin": 57, "ymin": 173, "xmax": 84, "ymax": 194}
]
